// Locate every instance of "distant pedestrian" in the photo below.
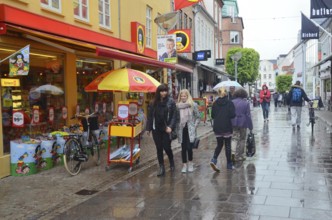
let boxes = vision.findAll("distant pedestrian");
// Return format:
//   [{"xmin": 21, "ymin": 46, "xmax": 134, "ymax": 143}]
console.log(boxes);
[
  {"xmin": 176, "ymin": 89, "xmax": 200, "ymax": 173},
  {"xmin": 146, "ymin": 84, "xmax": 177, "ymax": 177},
  {"xmin": 231, "ymin": 89, "xmax": 253, "ymax": 162},
  {"xmin": 287, "ymin": 81, "xmax": 310, "ymax": 130},
  {"xmin": 210, "ymin": 87, "xmax": 236, "ymax": 171},
  {"xmin": 259, "ymin": 84, "xmax": 271, "ymax": 122},
  {"xmin": 273, "ymin": 92, "xmax": 279, "ymax": 108}
]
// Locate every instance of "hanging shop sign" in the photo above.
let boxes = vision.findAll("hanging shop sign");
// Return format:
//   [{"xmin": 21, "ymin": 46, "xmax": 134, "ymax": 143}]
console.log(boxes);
[
  {"xmin": 102, "ymin": 102, "xmax": 107, "ymax": 114},
  {"xmin": 9, "ymin": 45, "xmax": 30, "ymax": 76},
  {"xmin": 1, "ymin": 78, "xmax": 20, "ymax": 87},
  {"xmin": 131, "ymin": 22, "xmax": 145, "ymax": 54},
  {"xmin": 169, "ymin": 29, "xmax": 191, "ymax": 53},
  {"xmin": 193, "ymin": 98, "xmax": 207, "ymax": 123},
  {"xmin": 62, "ymin": 106, "xmax": 68, "ymax": 120},
  {"xmin": 215, "ymin": 58, "xmax": 225, "ymax": 66},
  {"xmin": 12, "ymin": 110, "xmax": 24, "ymax": 127},
  {"xmin": 32, "ymin": 108, "xmax": 40, "ymax": 124},
  {"xmin": 310, "ymin": 0, "xmax": 332, "ymax": 18},
  {"xmin": 49, "ymin": 107, "xmax": 54, "ymax": 123},
  {"xmin": 95, "ymin": 102, "xmax": 99, "ymax": 113},
  {"xmin": 129, "ymin": 101, "xmax": 138, "ymax": 116},
  {"xmin": 118, "ymin": 101, "xmax": 129, "ymax": 120}
]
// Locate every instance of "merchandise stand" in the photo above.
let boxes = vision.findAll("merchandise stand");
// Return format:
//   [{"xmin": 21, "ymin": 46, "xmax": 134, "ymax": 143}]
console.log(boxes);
[{"xmin": 105, "ymin": 118, "xmax": 142, "ymax": 172}]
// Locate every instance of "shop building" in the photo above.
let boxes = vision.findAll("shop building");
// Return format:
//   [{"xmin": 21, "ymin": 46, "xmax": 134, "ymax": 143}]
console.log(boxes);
[{"xmin": 0, "ymin": 1, "xmax": 192, "ymax": 178}]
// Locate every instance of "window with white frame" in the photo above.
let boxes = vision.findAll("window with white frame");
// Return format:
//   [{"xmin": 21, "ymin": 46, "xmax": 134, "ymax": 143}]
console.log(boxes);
[
  {"xmin": 41, "ymin": 0, "xmax": 61, "ymax": 12},
  {"xmin": 99, "ymin": 0, "xmax": 111, "ymax": 29},
  {"xmin": 230, "ymin": 31, "xmax": 240, "ymax": 44},
  {"xmin": 146, "ymin": 6, "xmax": 152, "ymax": 47},
  {"xmin": 74, "ymin": 0, "xmax": 89, "ymax": 22}
]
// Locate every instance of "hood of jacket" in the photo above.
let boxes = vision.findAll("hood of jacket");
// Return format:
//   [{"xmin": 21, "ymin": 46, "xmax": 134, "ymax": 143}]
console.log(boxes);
[
  {"xmin": 215, "ymin": 96, "xmax": 228, "ymax": 107},
  {"xmin": 262, "ymin": 84, "xmax": 269, "ymax": 89},
  {"xmin": 291, "ymin": 84, "xmax": 303, "ymax": 89}
]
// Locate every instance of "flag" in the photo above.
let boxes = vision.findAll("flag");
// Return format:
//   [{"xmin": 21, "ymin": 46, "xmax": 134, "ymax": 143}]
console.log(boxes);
[
  {"xmin": 9, "ymin": 45, "xmax": 30, "ymax": 76},
  {"xmin": 174, "ymin": 0, "xmax": 202, "ymax": 11},
  {"xmin": 301, "ymin": 13, "xmax": 319, "ymax": 40},
  {"xmin": 310, "ymin": 0, "xmax": 332, "ymax": 18}
]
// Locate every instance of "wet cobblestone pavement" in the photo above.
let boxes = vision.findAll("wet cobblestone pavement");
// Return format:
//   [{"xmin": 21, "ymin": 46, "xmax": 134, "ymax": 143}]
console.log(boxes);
[
  {"xmin": 1, "ymin": 106, "xmax": 332, "ymax": 219},
  {"xmin": 52, "ymin": 107, "xmax": 332, "ymax": 220}
]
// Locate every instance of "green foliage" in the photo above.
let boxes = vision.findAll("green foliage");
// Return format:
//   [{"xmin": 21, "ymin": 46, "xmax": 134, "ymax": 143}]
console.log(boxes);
[
  {"xmin": 275, "ymin": 75, "xmax": 292, "ymax": 93},
  {"xmin": 225, "ymin": 48, "xmax": 260, "ymax": 85}
]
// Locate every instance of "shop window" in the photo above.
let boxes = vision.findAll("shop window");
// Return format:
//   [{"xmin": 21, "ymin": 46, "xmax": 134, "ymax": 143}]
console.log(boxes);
[
  {"xmin": 74, "ymin": 0, "xmax": 89, "ymax": 22},
  {"xmin": 76, "ymin": 58, "xmax": 114, "ymax": 121},
  {"xmin": 0, "ymin": 45, "xmax": 65, "ymax": 154},
  {"xmin": 41, "ymin": 0, "xmax": 61, "ymax": 13}
]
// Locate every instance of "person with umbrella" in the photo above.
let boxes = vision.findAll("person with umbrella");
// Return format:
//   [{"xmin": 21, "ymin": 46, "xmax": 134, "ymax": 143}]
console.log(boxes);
[
  {"xmin": 210, "ymin": 87, "xmax": 236, "ymax": 171},
  {"xmin": 146, "ymin": 84, "xmax": 177, "ymax": 177}
]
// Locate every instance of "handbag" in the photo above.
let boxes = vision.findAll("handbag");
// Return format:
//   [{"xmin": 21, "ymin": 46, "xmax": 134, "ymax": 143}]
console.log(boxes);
[
  {"xmin": 170, "ymin": 129, "xmax": 177, "ymax": 140},
  {"xmin": 192, "ymin": 138, "xmax": 200, "ymax": 149},
  {"xmin": 246, "ymin": 131, "xmax": 256, "ymax": 157}
]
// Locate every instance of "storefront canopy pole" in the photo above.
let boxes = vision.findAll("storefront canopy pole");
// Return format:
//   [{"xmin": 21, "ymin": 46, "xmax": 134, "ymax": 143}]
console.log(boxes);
[{"xmin": 25, "ymin": 35, "xmax": 76, "ymax": 54}]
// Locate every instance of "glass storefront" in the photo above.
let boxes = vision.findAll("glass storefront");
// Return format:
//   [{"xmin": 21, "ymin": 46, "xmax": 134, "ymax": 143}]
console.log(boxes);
[
  {"xmin": 76, "ymin": 57, "xmax": 114, "ymax": 122},
  {"xmin": 0, "ymin": 45, "xmax": 64, "ymax": 154}
]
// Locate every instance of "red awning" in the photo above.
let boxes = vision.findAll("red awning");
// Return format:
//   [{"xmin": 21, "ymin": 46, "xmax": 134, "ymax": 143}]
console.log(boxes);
[{"xmin": 96, "ymin": 47, "xmax": 193, "ymax": 73}]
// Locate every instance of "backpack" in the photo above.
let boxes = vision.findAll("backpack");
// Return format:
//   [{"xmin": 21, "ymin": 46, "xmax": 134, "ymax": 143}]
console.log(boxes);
[{"xmin": 291, "ymin": 88, "xmax": 302, "ymax": 103}]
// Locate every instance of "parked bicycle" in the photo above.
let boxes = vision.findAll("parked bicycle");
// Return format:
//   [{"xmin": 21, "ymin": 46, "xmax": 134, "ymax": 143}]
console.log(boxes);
[
  {"xmin": 307, "ymin": 100, "xmax": 317, "ymax": 135},
  {"xmin": 63, "ymin": 112, "xmax": 104, "ymax": 175}
]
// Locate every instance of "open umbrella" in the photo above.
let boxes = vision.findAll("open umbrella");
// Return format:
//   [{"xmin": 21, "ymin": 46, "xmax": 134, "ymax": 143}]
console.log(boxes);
[
  {"xmin": 34, "ymin": 84, "xmax": 64, "ymax": 95},
  {"xmin": 213, "ymin": 80, "xmax": 242, "ymax": 91},
  {"xmin": 84, "ymin": 68, "xmax": 160, "ymax": 93}
]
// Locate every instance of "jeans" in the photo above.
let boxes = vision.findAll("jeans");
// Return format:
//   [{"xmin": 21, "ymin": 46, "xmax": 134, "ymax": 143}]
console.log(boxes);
[
  {"xmin": 290, "ymin": 106, "xmax": 302, "ymax": 126},
  {"xmin": 261, "ymin": 102, "xmax": 270, "ymax": 119},
  {"xmin": 213, "ymin": 136, "xmax": 232, "ymax": 163}
]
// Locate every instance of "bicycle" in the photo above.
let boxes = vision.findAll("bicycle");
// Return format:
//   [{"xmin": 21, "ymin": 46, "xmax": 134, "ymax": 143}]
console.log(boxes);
[
  {"xmin": 307, "ymin": 100, "xmax": 317, "ymax": 135},
  {"xmin": 63, "ymin": 112, "xmax": 104, "ymax": 175}
]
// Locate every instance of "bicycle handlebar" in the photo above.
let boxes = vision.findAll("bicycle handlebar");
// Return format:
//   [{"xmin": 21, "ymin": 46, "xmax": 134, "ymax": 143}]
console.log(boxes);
[{"xmin": 70, "ymin": 111, "xmax": 98, "ymax": 120}]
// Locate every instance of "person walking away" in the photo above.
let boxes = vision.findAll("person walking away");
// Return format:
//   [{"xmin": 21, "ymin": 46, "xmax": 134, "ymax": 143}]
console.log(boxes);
[
  {"xmin": 273, "ymin": 92, "xmax": 279, "ymax": 108},
  {"xmin": 231, "ymin": 89, "xmax": 253, "ymax": 162},
  {"xmin": 227, "ymin": 86, "xmax": 236, "ymax": 100},
  {"xmin": 146, "ymin": 84, "xmax": 177, "ymax": 177},
  {"xmin": 210, "ymin": 87, "xmax": 236, "ymax": 171},
  {"xmin": 259, "ymin": 84, "xmax": 271, "ymax": 122},
  {"xmin": 287, "ymin": 81, "xmax": 310, "ymax": 130},
  {"xmin": 176, "ymin": 89, "xmax": 200, "ymax": 173}
]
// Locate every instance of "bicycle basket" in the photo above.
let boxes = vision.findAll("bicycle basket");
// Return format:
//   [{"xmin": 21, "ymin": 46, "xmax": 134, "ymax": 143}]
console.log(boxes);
[{"xmin": 81, "ymin": 116, "xmax": 99, "ymax": 131}]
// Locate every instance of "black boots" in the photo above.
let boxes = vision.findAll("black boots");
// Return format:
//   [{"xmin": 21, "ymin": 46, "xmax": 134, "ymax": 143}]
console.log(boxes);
[
  {"xmin": 170, "ymin": 159, "xmax": 175, "ymax": 172},
  {"xmin": 157, "ymin": 164, "xmax": 165, "ymax": 177}
]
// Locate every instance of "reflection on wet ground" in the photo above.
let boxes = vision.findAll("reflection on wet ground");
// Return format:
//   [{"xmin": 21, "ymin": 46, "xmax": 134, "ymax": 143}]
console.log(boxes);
[{"xmin": 54, "ymin": 107, "xmax": 332, "ymax": 219}]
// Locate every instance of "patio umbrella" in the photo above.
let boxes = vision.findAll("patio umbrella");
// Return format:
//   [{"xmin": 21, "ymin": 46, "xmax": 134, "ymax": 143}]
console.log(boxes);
[
  {"xmin": 84, "ymin": 68, "xmax": 160, "ymax": 93},
  {"xmin": 213, "ymin": 80, "xmax": 242, "ymax": 91},
  {"xmin": 34, "ymin": 84, "xmax": 64, "ymax": 95}
]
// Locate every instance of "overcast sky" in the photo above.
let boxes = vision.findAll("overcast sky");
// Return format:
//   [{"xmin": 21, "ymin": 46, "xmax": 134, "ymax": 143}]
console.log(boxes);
[{"xmin": 237, "ymin": 0, "xmax": 310, "ymax": 60}]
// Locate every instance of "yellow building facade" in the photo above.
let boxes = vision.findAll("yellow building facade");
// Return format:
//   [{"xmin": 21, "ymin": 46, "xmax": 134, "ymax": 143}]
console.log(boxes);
[{"xmin": 0, "ymin": 0, "xmax": 181, "ymax": 178}]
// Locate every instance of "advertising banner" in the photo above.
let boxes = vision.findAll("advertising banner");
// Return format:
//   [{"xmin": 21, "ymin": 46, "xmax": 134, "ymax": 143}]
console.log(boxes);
[
  {"xmin": 310, "ymin": 0, "xmax": 332, "ymax": 18},
  {"xmin": 157, "ymin": 34, "xmax": 177, "ymax": 64},
  {"xmin": 301, "ymin": 13, "xmax": 319, "ymax": 39}
]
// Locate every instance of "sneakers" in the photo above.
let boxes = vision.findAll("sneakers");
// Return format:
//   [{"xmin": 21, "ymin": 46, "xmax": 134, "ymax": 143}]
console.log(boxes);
[
  {"xmin": 210, "ymin": 158, "xmax": 220, "ymax": 172},
  {"xmin": 188, "ymin": 162, "xmax": 194, "ymax": 172},
  {"xmin": 227, "ymin": 162, "xmax": 234, "ymax": 170},
  {"xmin": 181, "ymin": 164, "xmax": 187, "ymax": 173}
]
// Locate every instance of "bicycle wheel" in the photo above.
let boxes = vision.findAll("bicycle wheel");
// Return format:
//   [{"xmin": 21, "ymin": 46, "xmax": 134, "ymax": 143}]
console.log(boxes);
[
  {"xmin": 63, "ymin": 138, "xmax": 82, "ymax": 175},
  {"xmin": 91, "ymin": 133, "xmax": 101, "ymax": 166}
]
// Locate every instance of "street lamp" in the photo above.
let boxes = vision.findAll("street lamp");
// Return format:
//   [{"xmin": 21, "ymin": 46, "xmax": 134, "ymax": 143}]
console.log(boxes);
[{"xmin": 231, "ymin": 52, "xmax": 242, "ymax": 82}]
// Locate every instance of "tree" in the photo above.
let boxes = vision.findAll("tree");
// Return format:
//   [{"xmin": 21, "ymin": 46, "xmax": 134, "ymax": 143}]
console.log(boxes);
[
  {"xmin": 225, "ymin": 48, "xmax": 260, "ymax": 85},
  {"xmin": 275, "ymin": 75, "xmax": 292, "ymax": 93}
]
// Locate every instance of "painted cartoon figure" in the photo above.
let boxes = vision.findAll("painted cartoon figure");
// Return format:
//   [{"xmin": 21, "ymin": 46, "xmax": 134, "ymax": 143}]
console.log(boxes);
[
  {"xmin": 9, "ymin": 53, "xmax": 29, "ymax": 76},
  {"xmin": 51, "ymin": 143, "xmax": 61, "ymax": 165},
  {"xmin": 33, "ymin": 145, "xmax": 47, "ymax": 168},
  {"xmin": 16, "ymin": 152, "xmax": 30, "ymax": 174}
]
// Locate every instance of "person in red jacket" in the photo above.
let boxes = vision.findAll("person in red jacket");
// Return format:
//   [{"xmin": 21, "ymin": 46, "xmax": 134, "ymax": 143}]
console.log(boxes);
[{"xmin": 259, "ymin": 84, "xmax": 271, "ymax": 122}]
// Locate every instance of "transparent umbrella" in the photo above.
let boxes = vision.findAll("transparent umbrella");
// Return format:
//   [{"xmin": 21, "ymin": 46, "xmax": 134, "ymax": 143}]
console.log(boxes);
[
  {"xmin": 213, "ymin": 80, "xmax": 242, "ymax": 91},
  {"xmin": 35, "ymin": 84, "xmax": 64, "ymax": 95}
]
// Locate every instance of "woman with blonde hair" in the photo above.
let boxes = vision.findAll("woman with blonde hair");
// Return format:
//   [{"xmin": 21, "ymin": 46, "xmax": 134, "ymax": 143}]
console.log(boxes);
[
  {"xmin": 210, "ymin": 87, "xmax": 236, "ymax": 171},
  {"xmin": 176, "ymin": 89, "xmax": 200, "ymax": 173}
]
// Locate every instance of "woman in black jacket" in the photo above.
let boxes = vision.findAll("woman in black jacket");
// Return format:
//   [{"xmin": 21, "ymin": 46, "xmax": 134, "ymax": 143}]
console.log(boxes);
[
  {"xmin": 210, "ymin": 87, "xmax": 236, "ymax": 171},
  {"xmin": 146, "ymin": 84, "xmax": 177, "ymax": 177}
]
